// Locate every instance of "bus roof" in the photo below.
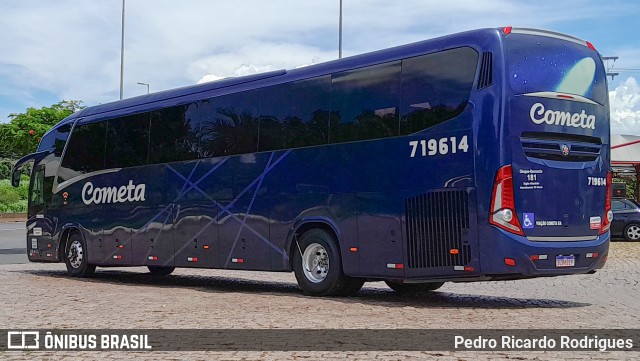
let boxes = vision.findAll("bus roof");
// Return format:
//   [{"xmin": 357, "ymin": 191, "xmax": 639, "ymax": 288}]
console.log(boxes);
[{"xmin": 55, "ymin": 26, "xmax": 591, "ymax": 128}]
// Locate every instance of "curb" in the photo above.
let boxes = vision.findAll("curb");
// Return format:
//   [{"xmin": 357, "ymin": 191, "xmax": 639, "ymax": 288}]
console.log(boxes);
[{"xmin": 0, "ymin": 213, "xmax": 27, "ymax": 223}]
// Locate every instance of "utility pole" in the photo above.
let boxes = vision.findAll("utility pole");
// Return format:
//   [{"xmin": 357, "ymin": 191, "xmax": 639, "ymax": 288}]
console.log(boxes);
[
  {"xmin": 603, "ymin": 56, "xmax": 619, "ymax": 82},
  {"xmin": 120, "ymin": 0, "xmax": 126, "ymax": 100},
  {"xmin": 339, "ymin": 0, "xmax": 343, "ymax": 59}
]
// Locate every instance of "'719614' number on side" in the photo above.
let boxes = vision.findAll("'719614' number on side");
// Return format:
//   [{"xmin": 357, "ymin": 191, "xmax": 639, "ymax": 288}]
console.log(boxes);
[{"xmin": 409, "ymin": 135, "xmax": 469, "ymax": 158}]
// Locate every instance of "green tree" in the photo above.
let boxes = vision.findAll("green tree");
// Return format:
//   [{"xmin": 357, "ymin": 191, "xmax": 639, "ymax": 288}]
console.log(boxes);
[{"xmin": 0, "ymin": 100, "xmax": 83, "ymax": 158}]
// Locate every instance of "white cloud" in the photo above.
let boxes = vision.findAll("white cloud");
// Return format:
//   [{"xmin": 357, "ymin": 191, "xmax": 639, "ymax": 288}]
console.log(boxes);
[
  {"xmin": 1, "ymin": 0, "xmax": 639, "ymax": 121},
  {"xmin": 610, "ymin": 77, "xmax": 640, "ymax": 135}
]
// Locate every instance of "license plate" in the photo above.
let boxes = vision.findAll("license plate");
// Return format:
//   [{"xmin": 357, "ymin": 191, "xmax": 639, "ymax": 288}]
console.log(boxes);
[{"xmin": 556, "ymin": 255, "xmax": 575, "ymax": 267}]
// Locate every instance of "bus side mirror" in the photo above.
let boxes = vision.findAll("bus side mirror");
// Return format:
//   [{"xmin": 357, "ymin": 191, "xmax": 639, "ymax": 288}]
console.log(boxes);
[{"xmin": 11, "ymin": 168, "xmax": 21, "ymax": 187}]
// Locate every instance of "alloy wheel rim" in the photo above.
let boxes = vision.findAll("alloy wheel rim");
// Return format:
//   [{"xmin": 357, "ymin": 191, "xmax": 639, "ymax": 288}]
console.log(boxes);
[
  {"xmin": 302, "ymin": 243, "xmax": 329, "ymax": 283},
  {"xmin": 67, "ymin": 240, "xmax": 84, "ymax": 269}
]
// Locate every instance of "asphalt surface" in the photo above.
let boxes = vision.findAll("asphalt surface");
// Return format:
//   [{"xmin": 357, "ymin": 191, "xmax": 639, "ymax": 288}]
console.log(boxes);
[{"xmin": 0, "ymin": 222, "xmax": 27, "ymax": 265}]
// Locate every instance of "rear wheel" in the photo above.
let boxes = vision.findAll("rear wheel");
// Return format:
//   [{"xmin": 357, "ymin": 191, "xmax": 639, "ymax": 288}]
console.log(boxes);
[
  {"xmin": 64, "ymin": 232, "xmax": 96, "ymax": 278},
  {"xmin": 293, "ymin": 229, "xmax": 363, "ymax": 296},
  {"xmin": 385, "ymin": 281, "xmax": 444, "ymax": 294},
  {"xmin": 147, "ymin": 266, "xmax": 175, "ymax": 276},
  {"xmin": 623, "ymin": 223, "xmax": 640, "ymax": 241}
]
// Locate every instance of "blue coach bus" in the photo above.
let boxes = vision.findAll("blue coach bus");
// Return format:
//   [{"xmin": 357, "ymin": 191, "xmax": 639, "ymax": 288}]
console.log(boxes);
[{"xmin": 13, "ymin": 27, "xmax": 610, "ymax": 296}]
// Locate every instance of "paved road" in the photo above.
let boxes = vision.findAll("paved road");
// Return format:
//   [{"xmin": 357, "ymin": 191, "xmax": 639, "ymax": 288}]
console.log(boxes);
[
  {"xmin": 0, "ymin": 222, "xmax": 27, "ymax": 265},
  {"xmin": 0, "ymin": 241, "xmax": 638, "ymax": 360}
]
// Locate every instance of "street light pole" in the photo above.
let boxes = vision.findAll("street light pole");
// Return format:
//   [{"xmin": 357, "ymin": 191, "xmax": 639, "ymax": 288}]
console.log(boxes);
[
  {"xmin": 119, "ymin": 0, "xmax": 125, "ymax": 100},
  {"xmin": 137, "ymin": 82, "xmax": 149, "ymax": 94},
  {"xmin": 339, "ymin": 0, "xmax": 343, "ymax": 59}
]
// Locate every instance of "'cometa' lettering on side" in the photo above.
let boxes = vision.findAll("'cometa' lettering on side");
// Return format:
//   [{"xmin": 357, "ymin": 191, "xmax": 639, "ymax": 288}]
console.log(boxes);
[
  {"xmin": 529, "ymin": 102, "xmax": 596, "ymax": 130},
  {"xmin": 82, "ymin": 180, "xmax": 146, "ymax": 205}
]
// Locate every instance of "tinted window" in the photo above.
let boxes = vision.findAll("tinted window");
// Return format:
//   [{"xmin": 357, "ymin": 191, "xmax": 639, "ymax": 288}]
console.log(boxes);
[
  {"xmin": 38, "ymin": 123, "xmax": 72, "ymax": 157},
  {"xmin": 105, "ymin": 114, "xmax": 150, "ymax": 168},
  {"xmin": 400, "ymin": 47, "xmax": 478, "ymax": 135},
  {"xmin": 612, "ymin": 200, "xmax": 625, "ymax": 210},
  {"xmin": 199, "ymin": 91, "xmax": 259, "ymax": 157},
  {"xmin": 331, "ymin": 61, "xmax": 401, "ymax": 143},
  {"xmin": 506, "ymin": 34, "xmax": 607, "ymax": 105},
  {"xmin": 149, "ymin": 105, "xmax": 201, "ymax": 164},
  {"xmin": 259, "ymin": 76, "xmax": 331, "ymax": 151},
  {"xmin": 59, "ymin": 122, "xmax": 106, "ymax": 181}
]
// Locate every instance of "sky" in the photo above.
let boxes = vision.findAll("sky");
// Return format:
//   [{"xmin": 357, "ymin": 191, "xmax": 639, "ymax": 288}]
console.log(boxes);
[{"xmin": 1, "ymin": 0, "xmax": 639, "ymax": 134}]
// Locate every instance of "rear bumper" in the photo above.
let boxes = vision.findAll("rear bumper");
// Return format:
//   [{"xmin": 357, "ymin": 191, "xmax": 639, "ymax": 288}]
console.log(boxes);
[{"xmin": 480, "ymin": 228, "xmax": 609, "ymax": 276}]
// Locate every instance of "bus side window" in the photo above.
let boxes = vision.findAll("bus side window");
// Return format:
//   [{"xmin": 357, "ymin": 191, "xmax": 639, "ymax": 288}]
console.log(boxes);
[
  {"xmin": 258, "ymin": 76, "xmax": 331, "ymax": 151},
  {"xmin": 149, "ymin": 105, "xmax": 201, "ymax": 164},
  {"xmin": 400, "ymin": 47, "xmax": 478, "ymax": 135},
  {"xmin": 199, "ymin": 91, "xmax": 259, "ymax": 157},
  {"xmin": 58, "ymin": 122, "xmax": 106, "ymax": 183},
  {"xmin": 330, "ymin": 61, "xmax": 401, "ymax": 143},
  {"xmin": 106, "ymin": 114, "xmax": 150, "ymax": 168}
]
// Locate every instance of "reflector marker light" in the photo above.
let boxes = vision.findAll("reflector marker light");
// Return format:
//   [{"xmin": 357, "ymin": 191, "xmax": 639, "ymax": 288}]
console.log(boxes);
[
  {"xmin": 203, "ymin": 245, "xmax": 210, "ymax": 250},
  {"xmin": 349, "ymin": 247, "xmax": 358, "ymax": 252},
  {"xmin": 502, "ymin": 26, "xmax": 512, "ymax": 35},
  {"xmin": 450, "ymin": 249, "xmax": 459, "ymax": 255},
  {"xmin": 113, "ymin": 255, "xmax": 122, "ymax": 260},
  {"xmin": 530, "ymin": 254, "xmax": 548, "ymax": 261},
  {"xmin": 187, "ymin": 257, "xmax": 198, "ymax": 262},
  {"xmin": 586, "ymin": 252, "xmax": 599, "ymax": 258},
  {"xmin": 454, "ymin": 265, "xmax": 475, "ymax": 272},
  {"xmin": 586, "ymin": 41, "xmax": 596, "ymax": 51},
  {"xmin": 386, "ymin": 263, "xmax": 404, "ymax": 269},
  {"xmin": 148, "ymin": 256, "xmax": 158, "ymax": 261},
  {"xmin": 504, "ymin": 258, "xmax": 516, "ymax": 266},
  {"xmin": 47, "ymin": 243, "xmax": 52, "ymax": 248},
  {"xmin": 232, "ymin": 258, "xmax": 244, "ymax": 263},
  {"xmin": 118, "ymin": 245, "xmax": 124, "ymax": 249}
]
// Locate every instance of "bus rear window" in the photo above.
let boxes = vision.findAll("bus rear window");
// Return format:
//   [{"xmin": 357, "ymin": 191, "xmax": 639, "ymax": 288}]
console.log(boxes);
[{"xmin": 506, "ymin": 34, "xmax": 607, "ymax": 105}]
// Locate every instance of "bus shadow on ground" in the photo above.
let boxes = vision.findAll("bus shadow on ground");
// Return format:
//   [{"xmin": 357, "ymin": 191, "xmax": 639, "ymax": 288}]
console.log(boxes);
[{"xmin": 21, "ymin": 269, "xmax": 590, "ymax": 309}]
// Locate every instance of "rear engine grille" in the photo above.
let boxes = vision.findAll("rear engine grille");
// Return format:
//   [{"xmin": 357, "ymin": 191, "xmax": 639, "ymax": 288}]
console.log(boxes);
[
  {"xmin": 405, "ymin": 190, "xmax": 471, "ymax": 269},
  {"xmin": 520, "ymin": 131, "xmax": 602, "ymax": 162}
]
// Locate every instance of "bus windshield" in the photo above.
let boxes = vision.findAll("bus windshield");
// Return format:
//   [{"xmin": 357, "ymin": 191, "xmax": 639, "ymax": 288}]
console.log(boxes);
[{"xmin": 506, "ymin": 33, "xmax": 608, "ymax": 105}]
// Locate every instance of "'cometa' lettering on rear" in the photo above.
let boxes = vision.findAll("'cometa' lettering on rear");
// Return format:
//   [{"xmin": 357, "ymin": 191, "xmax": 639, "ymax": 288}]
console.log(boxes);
[
  {"xmin": 529, "ymin": 102, "xmax": 596, "ymax": 130},
  {"xmin": 82, "ymin": 180, "xmax": 146, "ymax": 205}
]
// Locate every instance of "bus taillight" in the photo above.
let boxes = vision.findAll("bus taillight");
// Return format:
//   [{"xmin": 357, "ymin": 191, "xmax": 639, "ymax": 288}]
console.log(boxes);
[
  {"xmin": 490, "ymin": 165, "xmax": 524, "ymax": 236},
  {"xmin": 599, "ymin": 171, "xmax": 613, "ymax": 235}
]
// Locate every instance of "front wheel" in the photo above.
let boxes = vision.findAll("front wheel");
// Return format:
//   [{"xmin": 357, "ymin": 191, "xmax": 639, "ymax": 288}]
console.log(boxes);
[
  {"xmin": 624, "ymin": 223, "xmax": 640, "ymax": 241},
  {"xmin": 385, "ymin": 281, "xmax": 444, "ymax": 294},
  {"xmin": 293, "ymin": 229, "xmax": 363, "ymax": 296},
  {"xmin": 64, "ymin": 232, "xmax": 96, "ymax": 278}
]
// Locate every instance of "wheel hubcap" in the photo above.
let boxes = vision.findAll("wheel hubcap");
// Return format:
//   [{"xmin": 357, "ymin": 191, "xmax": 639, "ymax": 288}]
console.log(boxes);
[
  {"xmin": 302, "ymin": 243, "xmax": 329, "ymax": 283},
  {"xmin": 627, "ymin": 225, "xmax": 640, "ymax": 240},
  {"xmin": 67, "ymin": 240, "xmax": 84, "ymax": 269}
]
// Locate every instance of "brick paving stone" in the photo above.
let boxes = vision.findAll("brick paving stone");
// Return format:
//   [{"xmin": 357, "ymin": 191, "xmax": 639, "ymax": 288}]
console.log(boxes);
[{"xmin": 0, "ymin": 242, "xmax": 638, "ymax": 360}]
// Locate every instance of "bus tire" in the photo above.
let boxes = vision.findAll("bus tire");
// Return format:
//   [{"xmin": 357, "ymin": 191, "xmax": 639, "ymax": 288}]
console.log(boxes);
[
  {"xmin": 385, "ymin": 281, "xmax": 444, "ymax": 294},
  {"xmin": 293, "ymin": 229, "xmax": 358, "ymax": 296},
  {"xmin": 63, "ymin": 232, "xmax": 96, "ymax": 278},
  {"xmin": 147, "ymin": 266, "xmax": 175, "ymax": 276}
]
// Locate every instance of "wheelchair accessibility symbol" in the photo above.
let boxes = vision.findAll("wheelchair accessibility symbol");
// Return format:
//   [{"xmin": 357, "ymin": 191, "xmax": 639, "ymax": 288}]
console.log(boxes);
[{"xmin": 523, "ymin": 213, "xmax": 535, "ymax": 229}]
